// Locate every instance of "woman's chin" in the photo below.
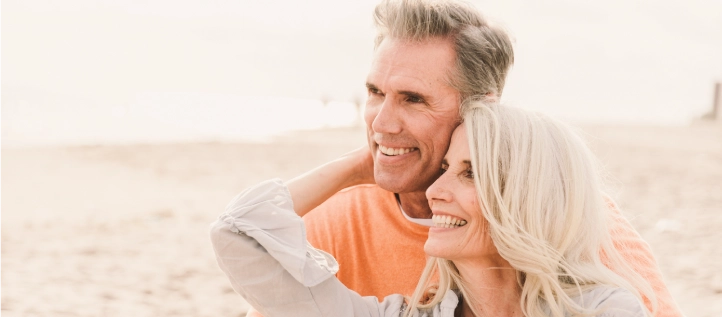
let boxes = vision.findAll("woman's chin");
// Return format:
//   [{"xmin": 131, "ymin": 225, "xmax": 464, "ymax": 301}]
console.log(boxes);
[{"xmin": 423, "ymin": 240, "xmax": 453, "ymax": 259}]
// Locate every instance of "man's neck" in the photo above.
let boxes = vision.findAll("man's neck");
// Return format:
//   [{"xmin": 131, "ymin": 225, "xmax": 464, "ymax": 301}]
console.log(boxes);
[{"xmin": 397, "ymin": 191, "xmax": 432, "ymax": 219}]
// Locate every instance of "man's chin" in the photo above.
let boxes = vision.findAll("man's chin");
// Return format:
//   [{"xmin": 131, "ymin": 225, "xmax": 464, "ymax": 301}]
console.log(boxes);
[{"xmin": 374, "ymin": 171, "xmax": 423, "ymax": 193}]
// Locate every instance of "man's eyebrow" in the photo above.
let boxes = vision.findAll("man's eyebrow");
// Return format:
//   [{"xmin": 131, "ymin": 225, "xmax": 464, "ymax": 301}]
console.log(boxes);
[
  {"xmin": 365, "ymin": 82, "xmax": 379, "ymax": 90},
  {"xmin": 365, "ymin": 84, "xmax": 430, "ymax": 101},
  {"xmin": 398, "ymin": 90, "xmax": 427, "ymax": 101}
]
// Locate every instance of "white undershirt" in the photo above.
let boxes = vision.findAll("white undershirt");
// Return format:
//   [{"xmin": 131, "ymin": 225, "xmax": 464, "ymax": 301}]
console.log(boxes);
[{"xmin": 395, "ymin": 193, "xmax": 434, "ymax": 227}]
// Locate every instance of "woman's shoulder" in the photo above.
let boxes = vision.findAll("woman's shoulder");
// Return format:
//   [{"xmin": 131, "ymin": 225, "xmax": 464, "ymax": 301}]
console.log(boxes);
[
  {"xmin": 403, "ymin": 290, "xmax": 460, "ymax": 317},
  {"xmin": 574, "ymin": 285, "xmax": 646, "ymax": 317}
]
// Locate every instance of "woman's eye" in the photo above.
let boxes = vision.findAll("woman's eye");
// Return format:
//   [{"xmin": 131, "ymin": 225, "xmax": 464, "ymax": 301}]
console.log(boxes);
[
  {"xmin": 463, "ymin": 169, "xmax": 474, "ymax": 179},
  {"xmin": 440, "ymin": 164, "xmax": 449, "ymax": 173}
]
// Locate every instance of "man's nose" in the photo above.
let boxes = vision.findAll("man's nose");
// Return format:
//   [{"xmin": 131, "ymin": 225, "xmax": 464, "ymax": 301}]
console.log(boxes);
[{"xmin": 370, "ymin": 98, "xmax": 402, "ymax": 134}]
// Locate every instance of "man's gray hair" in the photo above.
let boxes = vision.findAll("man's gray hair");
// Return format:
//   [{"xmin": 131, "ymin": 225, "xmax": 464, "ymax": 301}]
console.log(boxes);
[{"xmin": 373, "ymin": 0, "xmax": 514, "ymax": 99}]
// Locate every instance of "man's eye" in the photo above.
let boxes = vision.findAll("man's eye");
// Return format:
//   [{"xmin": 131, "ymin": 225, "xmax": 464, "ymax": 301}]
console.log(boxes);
[
  {"xmin": 368, "ymin": 88, "xmax": 382, "ymax": 95},
  {"xmin": 406, "ymin": 96, "xmax": 424, "ymax": 103}
]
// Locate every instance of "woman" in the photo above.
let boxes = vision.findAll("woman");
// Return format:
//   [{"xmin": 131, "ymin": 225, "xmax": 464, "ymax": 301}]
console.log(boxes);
[{"xmin": 210, "ymin": 98, "xmax": 656, "ymax": 316}]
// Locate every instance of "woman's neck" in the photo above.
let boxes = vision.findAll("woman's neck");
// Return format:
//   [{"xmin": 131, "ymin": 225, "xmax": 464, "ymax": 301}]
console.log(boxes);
[{"xmin": 453, "ymin": 257, "xmax": 523, "ymax": 317}]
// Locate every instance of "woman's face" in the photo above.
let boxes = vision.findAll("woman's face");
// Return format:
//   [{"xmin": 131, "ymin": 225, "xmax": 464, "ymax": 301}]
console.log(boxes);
[{"xmin": 424, "ymin": 123, "xmax": 499, "ymax": 261}]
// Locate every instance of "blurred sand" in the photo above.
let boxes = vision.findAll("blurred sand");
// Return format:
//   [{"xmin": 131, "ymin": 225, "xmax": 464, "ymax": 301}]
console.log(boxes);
[{"xmin": 2, "ymin": 122, "xmax": 721, "ymax": 316}]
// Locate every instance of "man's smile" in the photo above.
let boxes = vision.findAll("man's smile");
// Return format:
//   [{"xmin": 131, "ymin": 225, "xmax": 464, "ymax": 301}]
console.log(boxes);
[{"xmin": 378, "ymin": 145, "xmax": 418, "ymax": 156}]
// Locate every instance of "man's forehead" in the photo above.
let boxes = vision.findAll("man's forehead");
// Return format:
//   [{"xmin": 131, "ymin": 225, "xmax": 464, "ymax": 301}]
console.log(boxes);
[{"xmin": 367, "ymin": 37, "xmax": 458, "ymax": 96}]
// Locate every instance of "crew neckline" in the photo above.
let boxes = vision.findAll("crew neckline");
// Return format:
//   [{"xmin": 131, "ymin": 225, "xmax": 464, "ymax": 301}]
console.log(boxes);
[{"xmin": 395, "ymin": 193, "xmax": 433, "ymax": 227}]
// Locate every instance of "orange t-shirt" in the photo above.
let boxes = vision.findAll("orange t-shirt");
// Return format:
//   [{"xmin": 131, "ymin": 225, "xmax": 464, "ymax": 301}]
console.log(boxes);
[
  {"xmin": 604, "ymin": 198, "xmax": 683, "ymax": 316},
  {"xmin": 304, "ymin": 185, "xmax": 683, "ymax": 316},
  {"xmin": 304, "ymin": 184, "xmax": 429, "ymax": 298}
]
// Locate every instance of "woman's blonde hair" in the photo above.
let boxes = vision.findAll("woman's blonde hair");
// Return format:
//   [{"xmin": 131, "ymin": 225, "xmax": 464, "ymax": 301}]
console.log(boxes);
[{"xmin": 405, "ymin": 98, "xmax": 657, "ymax": 317}]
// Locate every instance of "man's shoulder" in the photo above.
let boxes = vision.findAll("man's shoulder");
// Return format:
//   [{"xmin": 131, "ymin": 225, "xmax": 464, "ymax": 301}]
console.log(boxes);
[
  {"xmin": 337, "ymin": 183, "xmax": 391, "ymax": 195},
  {"xmin": 303, "ymin": 184, "xmax": 398, "ymax": 252},
  {"xmin": 323, "ymin": 184, "xmax": 395, "ymax": 208},
  {"xmin": 303, "ymin": 184, "xmax": 396, "ymax": 225}
]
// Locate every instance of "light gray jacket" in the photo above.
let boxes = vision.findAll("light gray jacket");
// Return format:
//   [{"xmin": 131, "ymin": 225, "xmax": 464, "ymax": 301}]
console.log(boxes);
[{"xmin": 210, "ymin": 179, "xmax": 646, "ymax": 317}]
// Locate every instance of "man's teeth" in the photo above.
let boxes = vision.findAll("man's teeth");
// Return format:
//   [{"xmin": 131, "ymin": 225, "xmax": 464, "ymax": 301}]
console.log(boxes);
[
  {"xmin": 431, "ymin": 215, "xmax": 467, "ymax": 228},
  {"xmin": 379, "ymin": 145, "xmax": 415, "ymax": 156}
]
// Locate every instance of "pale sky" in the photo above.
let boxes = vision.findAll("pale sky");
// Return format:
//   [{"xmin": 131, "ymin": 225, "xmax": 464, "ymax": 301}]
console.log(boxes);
[
  {"xmin": 3, "ymin": 0, "xmax": 379, "ymax": 101},
  {"xmin": 3, "ymin": 0, "xmax": 722, "ymax": 144}
]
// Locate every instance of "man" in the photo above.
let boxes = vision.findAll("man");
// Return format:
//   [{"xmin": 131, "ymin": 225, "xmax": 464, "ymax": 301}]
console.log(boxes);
[{"xmin": 246, "ymin": 0, "xmax": 682, "ymax": 316}]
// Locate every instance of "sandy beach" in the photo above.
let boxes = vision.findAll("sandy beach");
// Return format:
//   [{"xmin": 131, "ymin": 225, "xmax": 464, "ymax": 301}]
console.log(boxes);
[{"xmin": 2, "ymin": 122, "xmax": 721, "ymax": 316}]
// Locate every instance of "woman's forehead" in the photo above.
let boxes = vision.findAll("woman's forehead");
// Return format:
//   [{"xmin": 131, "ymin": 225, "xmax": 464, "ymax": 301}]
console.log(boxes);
[{"xmin": 445, "ymin": 124, "xmax": 470, "ymax": 163}]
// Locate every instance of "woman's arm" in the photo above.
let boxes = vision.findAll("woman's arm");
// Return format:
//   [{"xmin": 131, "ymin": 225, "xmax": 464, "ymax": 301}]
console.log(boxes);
[
  {"xmin": 222, "ymin": 148, "xmax": 373, "ymax": 317},
  {"xmin": 209, "ymin": 179, "xmax": 407, "ymax": 317},
  {"xmin": 286, "ymin": 146, "xmax": 374, "ymax": 217}
]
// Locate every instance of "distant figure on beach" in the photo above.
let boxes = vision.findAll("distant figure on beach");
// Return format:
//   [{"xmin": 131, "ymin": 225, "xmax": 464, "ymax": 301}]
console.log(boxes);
[
  {"xmin": 211, "ymin": 100, "xmax": 655, "ymax": 316},
  {"xmin": 219, "ymin": 0, "xmax": 682, "ymax": 316}
]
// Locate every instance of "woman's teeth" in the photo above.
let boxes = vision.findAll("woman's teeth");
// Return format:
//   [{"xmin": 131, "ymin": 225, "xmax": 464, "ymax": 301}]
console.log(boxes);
[
  {"xmin": 432, "ymin": 215, "xmax": 467, "ymax": 228},
  {"xmin": 379, "ymin": 145, "xmax": 416, "ymax": 156}
]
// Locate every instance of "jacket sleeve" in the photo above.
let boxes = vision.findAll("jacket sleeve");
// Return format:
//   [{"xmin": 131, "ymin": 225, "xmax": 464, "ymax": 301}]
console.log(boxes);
[
  {"xmin": 589, "ymin": 287, "xmax": 647, "ymax": 317},
  {"xmin": 209, "ymin": 179, "xmax": 407, "ymax": 317}
]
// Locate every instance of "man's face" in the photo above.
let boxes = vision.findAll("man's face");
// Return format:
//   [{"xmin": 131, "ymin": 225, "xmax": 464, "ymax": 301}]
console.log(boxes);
[{"xmin": 365, "ymin": 37, "xmax": 461, "ymax": 194}]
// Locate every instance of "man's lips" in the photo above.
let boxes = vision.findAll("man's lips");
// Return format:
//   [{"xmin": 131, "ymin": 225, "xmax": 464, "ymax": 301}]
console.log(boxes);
[{"xmin": 378, "ymin": 144, "xmax": 418, "ymax": 156}]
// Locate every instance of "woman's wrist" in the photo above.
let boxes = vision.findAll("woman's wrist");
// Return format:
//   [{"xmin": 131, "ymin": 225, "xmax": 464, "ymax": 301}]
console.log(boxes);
[
  {"xmin": 286, "ymin": 147, "xmax": 374, "ymax": 217},
  {"xmin": 338, "ymin": 146, "xmax": 375, "ymax": 188}
]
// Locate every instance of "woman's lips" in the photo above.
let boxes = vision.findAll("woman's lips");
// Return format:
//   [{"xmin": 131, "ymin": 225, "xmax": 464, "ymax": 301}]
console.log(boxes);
[{"xmin": 431, "ymin": 214, "xmax": 467, "ymax": 228}]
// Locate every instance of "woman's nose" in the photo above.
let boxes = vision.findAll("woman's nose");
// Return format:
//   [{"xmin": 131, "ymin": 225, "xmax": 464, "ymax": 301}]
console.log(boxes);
[{"xmin": 426, "ymin": 173, "xmax": 452, "ymax": 203}]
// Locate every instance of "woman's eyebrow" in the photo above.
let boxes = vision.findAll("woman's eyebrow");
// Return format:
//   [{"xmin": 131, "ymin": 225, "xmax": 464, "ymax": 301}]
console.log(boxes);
[{"xmin": 443, "ymin": 159, "xmax": 472, "ymax": 168}]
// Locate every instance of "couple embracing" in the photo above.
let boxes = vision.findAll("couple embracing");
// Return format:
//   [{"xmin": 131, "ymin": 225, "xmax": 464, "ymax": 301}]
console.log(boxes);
[{"xmin": 211, "ymin": 1, "xmax": 683, "ymax": 316}]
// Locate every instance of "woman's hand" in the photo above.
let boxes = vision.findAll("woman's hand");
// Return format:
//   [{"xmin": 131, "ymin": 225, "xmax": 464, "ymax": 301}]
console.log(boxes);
[{"xmin": 286, "ymin": 146, "xmax": 375, "ymax": 217}]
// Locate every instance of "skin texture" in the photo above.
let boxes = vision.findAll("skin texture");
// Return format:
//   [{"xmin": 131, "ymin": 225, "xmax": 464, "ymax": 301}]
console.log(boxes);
[{"xmin": 365, "ymin": 37, "xmax": 462, "ymax": 218}]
